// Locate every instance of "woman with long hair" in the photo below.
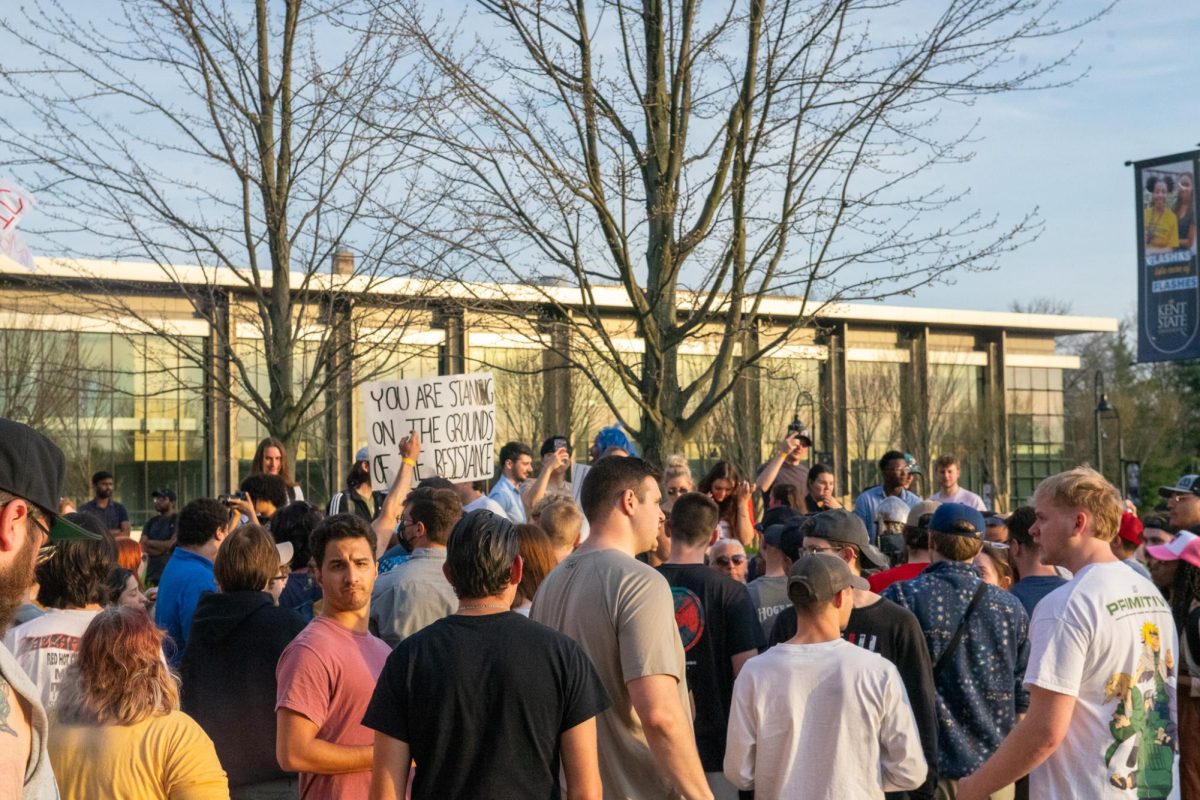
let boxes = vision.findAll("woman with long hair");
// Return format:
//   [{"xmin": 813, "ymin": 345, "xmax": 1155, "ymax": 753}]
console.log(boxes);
[
  {"xmin": 804, "ymin": 463, "xmax": 843, "ymax": 512},
  {"xmin": 49, "ymin": 607, "xmax": 228, "ymax": 798},
  {"xmin": 696, "ymin": 461, "xmax": 754, "ymax": 545},
  {"xmin": 251, "ymin": 436, "xmax": 304, "ymax": 503},
  {"xmin": 104, "ymin": 567, "xmax": 149, "ymax": 611},
  {"xmin": 660, "ymin": 455, "xmax": 695, "ymax": 514},
  {"xmin": 1176, "ymin": 172, "xmax": 1197, "ymax": 251}
]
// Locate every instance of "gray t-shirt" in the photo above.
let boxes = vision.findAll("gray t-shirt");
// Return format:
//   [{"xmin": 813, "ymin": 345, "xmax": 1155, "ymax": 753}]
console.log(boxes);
[
  {"xmin": 1, "ymin": 642, "xmax": 58, "ymax": 798},
  {"xmin": 369, "ymin": 548, "xmax": 458, "ymax": 648},
  {"xmin": 746, "ymin": 575, "xmax": 790, "ymax": 641},
  {"xmin": 531, "ymin": 547, "xmax": 689, "ymax": 799}
]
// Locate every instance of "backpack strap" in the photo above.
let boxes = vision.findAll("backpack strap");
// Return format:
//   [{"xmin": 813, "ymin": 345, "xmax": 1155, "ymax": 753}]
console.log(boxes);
[{"xmin": 934, "ymin": 581, "xmax": 988, "ymax": 673}]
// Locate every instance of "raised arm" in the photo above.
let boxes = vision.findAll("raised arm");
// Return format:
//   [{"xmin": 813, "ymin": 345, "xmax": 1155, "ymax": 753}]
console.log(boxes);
[
  {"xmin": 754, "ymin": 433, "xmax": 800, "ymax": 494},
  {"xmin": 372, "ymin": 431, "xmax": 420, "ymax": 559},
  {"xmin": 522, "ymin": 447, "xmax": 571, "ymax": 518}
]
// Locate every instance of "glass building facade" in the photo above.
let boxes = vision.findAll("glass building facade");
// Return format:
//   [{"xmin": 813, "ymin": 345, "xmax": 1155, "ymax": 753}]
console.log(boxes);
[{"xmin": 0, "ymin": 263, "xmax": 1112, "ymax": 517}]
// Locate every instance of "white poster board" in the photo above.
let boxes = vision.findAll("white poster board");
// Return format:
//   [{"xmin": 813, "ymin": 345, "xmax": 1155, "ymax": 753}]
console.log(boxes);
[{"xmin": 363, "ymin": 372, "xmax": 495, "ymax": 489}]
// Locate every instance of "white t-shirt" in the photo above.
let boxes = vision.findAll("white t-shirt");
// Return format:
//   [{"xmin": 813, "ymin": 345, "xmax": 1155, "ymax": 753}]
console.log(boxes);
[
  {"xmin": 927, "ymin": 487, "xmax": 987, "ymax": 511},
  {"xmin": 1025, "ymin": 560, "xmax": 1180, "ymax": 799},
  {"xmin": 3, "ymin": 608, "xmax": 100, "ymax": 710},
  {"xmin": 724, "ymin": 639, "xmax": 927, "ymax": 799}
]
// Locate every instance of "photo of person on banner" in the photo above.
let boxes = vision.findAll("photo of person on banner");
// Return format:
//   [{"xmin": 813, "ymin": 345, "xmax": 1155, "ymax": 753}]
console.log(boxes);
[
  {"xmin": 1137, "ymin": 154, "xmax": 1200, "ymax": 364},
  {"xmin": 1144, "ymin": 173, "xmax": 1180, "ymax": 251}
]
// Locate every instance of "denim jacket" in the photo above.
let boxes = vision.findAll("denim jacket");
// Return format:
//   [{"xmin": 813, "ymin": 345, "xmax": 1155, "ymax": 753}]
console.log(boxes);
[{"xmin": 882, "ymin": 560, "xmax": 1029, "ymax": 779}]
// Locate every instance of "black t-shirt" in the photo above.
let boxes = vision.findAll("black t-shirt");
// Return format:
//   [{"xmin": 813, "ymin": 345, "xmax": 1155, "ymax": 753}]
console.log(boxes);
[
  {"xmin": 362, "ymin": 612, "xmax": 610, "ymax": 800},
  {"xmin": 657, "ymin": 563, "xmax": 764, "ymax": 771},
  {"xmin": 770, "ymin": 596, "xmax": 939, "ymax": 798},
  {"xmin": 142, "ymin": 513, "xmax": 178, "ymax": 584}
]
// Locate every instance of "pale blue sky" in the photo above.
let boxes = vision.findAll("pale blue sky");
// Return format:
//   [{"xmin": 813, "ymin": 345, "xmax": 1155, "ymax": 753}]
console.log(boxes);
[
  {"xmin": 4, "ymin": 0, "xmax": 1196, "ymax": 322},
  {"xmin": 894, "ymin": 0, "xmax": 1200, "ymax": 319}
]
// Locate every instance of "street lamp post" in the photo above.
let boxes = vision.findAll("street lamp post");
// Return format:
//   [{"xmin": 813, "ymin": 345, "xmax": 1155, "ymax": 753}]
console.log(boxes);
[
  {"xmin": 793, "ymin": 388, "xmax": 817, "ymax": 452},
  {"xmin": 1094, "ymin": 370, "xmax": 1126, "ymax": 497}
]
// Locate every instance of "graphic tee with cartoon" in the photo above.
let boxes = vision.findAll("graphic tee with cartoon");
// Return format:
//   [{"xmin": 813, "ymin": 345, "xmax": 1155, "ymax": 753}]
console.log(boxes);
[{"xmin": 1025, "ymin": 561, "xmax": 1180, "ymax": 799}]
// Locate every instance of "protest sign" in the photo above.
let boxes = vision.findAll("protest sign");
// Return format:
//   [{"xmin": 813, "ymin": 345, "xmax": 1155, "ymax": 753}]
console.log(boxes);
[
  {"xmin": 0, "ymin": 181, "xmax": 36, "ymax": 271},
  {"xmin": 363, "ymin": 372, "xmax": 496, "ymax": 489}
]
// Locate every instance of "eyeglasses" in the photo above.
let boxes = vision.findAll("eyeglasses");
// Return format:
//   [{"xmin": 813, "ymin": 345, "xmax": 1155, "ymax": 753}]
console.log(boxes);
[
  {"xmin": 28, "ymin": 513, "xmax": 55, "ymax": 565},
  {"xmin": 802, "ymin": 544, "xmax": 837, "ymax": 554},
  {"xmin": 714, "ymin": 555, "xmax": 747, "ymax": 567}
]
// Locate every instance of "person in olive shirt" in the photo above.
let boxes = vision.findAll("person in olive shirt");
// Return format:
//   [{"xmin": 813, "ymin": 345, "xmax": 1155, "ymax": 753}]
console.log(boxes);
[
  {"xmin": 770, "ymin": 510, "xmax": 938, "ymax": 800},
  {"xmin": 659, "ymin": 493, "xmax": 763, "ymax": 798}
]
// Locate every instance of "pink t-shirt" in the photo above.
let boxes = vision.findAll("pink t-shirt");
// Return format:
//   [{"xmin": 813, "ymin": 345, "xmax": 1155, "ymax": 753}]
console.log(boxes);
[{"xmin": 275, "ymin": 615, "xmax": 391, "ymax": 799}]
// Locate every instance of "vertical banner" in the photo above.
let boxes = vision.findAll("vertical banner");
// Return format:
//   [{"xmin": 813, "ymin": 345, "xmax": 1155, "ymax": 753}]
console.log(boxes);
[
  {"xmin": 362, "ymin": 372, "xmax": 496, "ymax": 490},
  {"xmin": 1136, "ymin": 151, "xmax": 1200, "ymax": 362}
]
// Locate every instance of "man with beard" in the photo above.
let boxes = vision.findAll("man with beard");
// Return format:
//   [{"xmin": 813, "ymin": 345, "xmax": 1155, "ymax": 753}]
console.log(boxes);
[
  {"xmin": 0, "ymin": 417, "xmax": 102, "ymax": 798},
  {"xmin": 276, "ymin": 513, "xmax": 391, "ymax": 798},
  {"xmin": 78, "ymin": 470, "xmax": 130, "ymax": 538},
  {"xmin": 327, "ymin": 448, "xmax": 386, "ymax": 522}
]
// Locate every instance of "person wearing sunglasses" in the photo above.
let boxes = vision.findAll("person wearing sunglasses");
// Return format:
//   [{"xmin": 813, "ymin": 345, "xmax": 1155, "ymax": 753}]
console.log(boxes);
[
  {"xmin": 0, "ymin": 417, "xmax": 106, "ymax": 800},
  {"xmin": 710, "ymin": 539, "xmax": 749, "ymax": 584}
]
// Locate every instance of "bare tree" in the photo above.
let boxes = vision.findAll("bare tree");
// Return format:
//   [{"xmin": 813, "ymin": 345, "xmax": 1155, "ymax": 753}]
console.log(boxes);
[
  {"xmin": 382, "ymin": 0, "xmax": 1106, "ymax": 461},
  {"xmin": 846, "ymin": 361, "xmax": 901, "ymax": 492},
  {"xmin": 0, "ymin": 0, "xmax": 433, "ymax": 453}
]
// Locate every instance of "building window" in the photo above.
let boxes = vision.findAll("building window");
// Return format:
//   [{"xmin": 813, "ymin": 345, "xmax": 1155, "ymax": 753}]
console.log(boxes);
[
  {"xmin": 1006, "ymin": 366, "xmax": 1066, "ymax": 503},
  {"xmin": 0, "ymin": 329, "xmax": 206, "ymax": 522}
]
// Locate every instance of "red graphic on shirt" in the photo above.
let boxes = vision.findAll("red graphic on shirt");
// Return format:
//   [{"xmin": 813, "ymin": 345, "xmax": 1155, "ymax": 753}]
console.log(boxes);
[
  {"xmin": 17, "ymin": 633, "xmax": 82, "ymax": 656},
  {"xmin": 670, "ymin": 587, "xmax": 705, "ymax": 652}
]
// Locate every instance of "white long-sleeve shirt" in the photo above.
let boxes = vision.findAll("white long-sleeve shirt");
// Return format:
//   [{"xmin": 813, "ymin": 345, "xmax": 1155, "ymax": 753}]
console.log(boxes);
[{"xmin": 724, "ymin": 638, "xmax": 927, "ymax": 799}]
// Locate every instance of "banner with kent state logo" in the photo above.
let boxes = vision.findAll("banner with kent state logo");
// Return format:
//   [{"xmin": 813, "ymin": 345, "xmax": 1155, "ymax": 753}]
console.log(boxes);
[{"xmin": 1136, "ymin": 150, "xmax": 1200, "ymax": 362}]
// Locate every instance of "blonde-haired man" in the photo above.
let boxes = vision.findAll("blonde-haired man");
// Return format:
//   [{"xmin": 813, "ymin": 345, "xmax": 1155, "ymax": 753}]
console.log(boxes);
[{"xmin": 959, "ymin": 467, "xmax": 1180, "ymax": 800}]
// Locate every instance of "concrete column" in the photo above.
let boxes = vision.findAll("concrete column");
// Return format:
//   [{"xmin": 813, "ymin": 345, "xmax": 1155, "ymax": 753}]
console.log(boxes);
[
  {"xmin": 819, "ymin": 323, "xmax": 850, "ymax": 504},
  {"xmin": 983, "ymin": 333, "xmax": 1011, "ymax": 512},
  {"xmin": 435, "ymin": 306, "xmax": 466, "ymax": 376},
  {"xmin": 539, "ymin": 307, "xmax": 572, "ymax": 441},
  {"xmin": 901, "ymin": 327, "xmax": 931, "ymax": 478}
]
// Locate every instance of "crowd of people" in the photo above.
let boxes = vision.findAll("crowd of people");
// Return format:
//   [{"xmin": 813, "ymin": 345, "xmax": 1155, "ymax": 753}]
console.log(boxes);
[{"xmin": 1, "ymin": 414, "xmax": 1196, "ymax": 800}]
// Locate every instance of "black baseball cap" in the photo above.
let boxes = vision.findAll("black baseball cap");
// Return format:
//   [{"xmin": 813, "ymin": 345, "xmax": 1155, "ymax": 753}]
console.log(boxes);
[
  {"xmin": 1159, "ymin": 475, "xmax": 1200, "ymax": 499},
  {"xmin": 152, "ymin": 487, "xmax": 177, "ymax": 501},
  {"xmin": 777, "ymin": 515, "xmax": 813, "ymax": 562},
  {"xmin": 806, "ymin": 509, "xmax": 890, "ymax": 569},
  {"xmin": 787, "ymin": 552, "xmax": 868, "ymax": 604},
  {"xmin": 0, "ymin": 418, "xmax": 102, "ymax": 541}
]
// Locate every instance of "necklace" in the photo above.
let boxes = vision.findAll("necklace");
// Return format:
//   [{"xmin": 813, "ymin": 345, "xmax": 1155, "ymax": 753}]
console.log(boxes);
[{"xmin": 458, "ymin": 603, "xmax": 510, "ymax": 611}]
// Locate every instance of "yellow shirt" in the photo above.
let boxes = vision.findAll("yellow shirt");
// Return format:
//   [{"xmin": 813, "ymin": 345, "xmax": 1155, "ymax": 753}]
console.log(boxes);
[
  {"xmin": 49, "ymin": 709, "xmax": 229, "ymax": 800},
  {"xmin": 1145, "ymin": 206, "xmax": 1180, "ymax": 249}
]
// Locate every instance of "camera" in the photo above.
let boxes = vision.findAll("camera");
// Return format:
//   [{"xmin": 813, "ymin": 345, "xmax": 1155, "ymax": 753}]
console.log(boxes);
[
  {"xmin": 218, "ymin": 491, "xmax": 248, "ymax": 506},
  {"xmin": 787, "ymin": 416, "xmax": 804, "ymax": 436},
  {"xmin": 553, "ymin": 437, "xmax": 568, "ymax": 451}
]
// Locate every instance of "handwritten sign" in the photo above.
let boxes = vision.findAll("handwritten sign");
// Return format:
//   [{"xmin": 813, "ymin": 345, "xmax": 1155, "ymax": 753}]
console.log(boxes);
[
  {"xmin": 0, "ymin": 181, "xmax": 36, "ymax": 271},
  {"xmin": 363, "ymin": 372, "xmax": 496, "ymax": 489}
]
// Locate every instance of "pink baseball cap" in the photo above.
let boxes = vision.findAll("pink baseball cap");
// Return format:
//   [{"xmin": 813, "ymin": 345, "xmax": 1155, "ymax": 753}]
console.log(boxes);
[{"xmin": 1146, "ymin": 530, "xmax": 1200, "ymax": 568}]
